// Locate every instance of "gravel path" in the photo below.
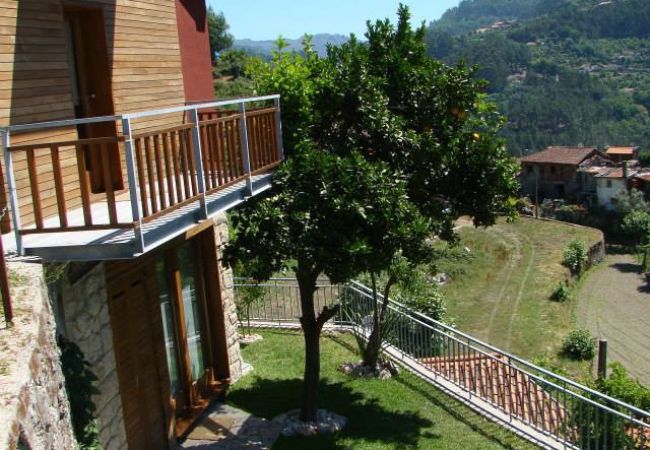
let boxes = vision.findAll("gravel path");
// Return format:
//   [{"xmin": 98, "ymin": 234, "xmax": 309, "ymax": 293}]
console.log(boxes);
[{"xmin": 576, "ymin": 253, "xmax": 650, "ymax": 385}]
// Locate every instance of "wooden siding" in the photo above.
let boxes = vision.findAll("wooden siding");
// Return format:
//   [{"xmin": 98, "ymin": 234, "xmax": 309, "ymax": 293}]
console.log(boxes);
[{"xmin": 0, "ymin": 0, "xmax": 188, "ymax": 227}]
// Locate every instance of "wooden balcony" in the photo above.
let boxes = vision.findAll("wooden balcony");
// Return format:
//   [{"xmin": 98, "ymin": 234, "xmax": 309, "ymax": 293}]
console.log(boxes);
[{"xmin": 0, "ymin": 95, "xmax": 284, "ymax": 261}]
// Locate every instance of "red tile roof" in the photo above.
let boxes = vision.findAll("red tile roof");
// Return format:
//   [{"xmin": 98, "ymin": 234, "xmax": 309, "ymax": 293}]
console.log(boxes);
[
  {"xmin": 520, "ymin": 146, "xmax": 599, "ymax": 165},
  {"xmin": 606, "ymin": 146, "xmax": 637, "ymax": 155}
]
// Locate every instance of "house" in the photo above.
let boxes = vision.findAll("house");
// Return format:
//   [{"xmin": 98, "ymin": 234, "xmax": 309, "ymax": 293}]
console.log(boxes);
[
  {"xmin": 0, "ymin": 1, "xmax": 283, "ymax": 449},
  {"xmin": 519, "ymin": 146, "xmax": 610, "ymax": 202},
  {"xmin": 595, "ymin": 165, "xmax": 635, "ymax": 209},
  {"xmin": 605, "ymin": 146, "xmax": 639, "ymax": 163}
]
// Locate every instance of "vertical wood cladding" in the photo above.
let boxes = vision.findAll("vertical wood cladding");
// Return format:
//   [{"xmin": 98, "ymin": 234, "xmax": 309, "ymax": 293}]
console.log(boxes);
[{"xmin": 0, "ymin": 0, "xmax": 190, "ymax": 226}]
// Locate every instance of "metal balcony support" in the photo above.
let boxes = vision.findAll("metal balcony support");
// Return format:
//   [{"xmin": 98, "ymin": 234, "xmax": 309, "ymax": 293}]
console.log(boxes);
[
  {"xmin": 121, "ymin": 117, "xmax": 145, "ymax": 253},
  {"xmin": 238, "ymin": 102, "xmax": 254, "ymax": 196},
  {"xmin": 1, "ymin": 130, "xmax": 22, "ymax": 255},
  {"xmin": 274, "ymin": 97, "xmax": 285, "ymax": 160},
  {"xmin": 189, "ymin": 108, "xmax": 208, "ymax": 219}
]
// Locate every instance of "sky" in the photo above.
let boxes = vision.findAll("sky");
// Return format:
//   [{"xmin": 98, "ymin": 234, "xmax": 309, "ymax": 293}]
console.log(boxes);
[{"xmin": 207, "ymin": 0, "xmax": 462, "ymax": 41}]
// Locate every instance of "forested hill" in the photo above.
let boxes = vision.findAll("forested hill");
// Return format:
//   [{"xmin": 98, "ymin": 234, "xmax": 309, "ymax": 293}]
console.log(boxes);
[{"xmin": 426, "ymin": 0, "xmax": 650, "ymax": 155}]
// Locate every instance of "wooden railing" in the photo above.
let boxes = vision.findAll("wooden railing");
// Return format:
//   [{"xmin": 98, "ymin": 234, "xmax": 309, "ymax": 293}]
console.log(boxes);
[
  {"xmin": 7, "ymin": 136, "xmax": 133, "ymax": 233},
  {"xmin": 0, "ymin": 95, "xmax": 284, "ymax": 253}
]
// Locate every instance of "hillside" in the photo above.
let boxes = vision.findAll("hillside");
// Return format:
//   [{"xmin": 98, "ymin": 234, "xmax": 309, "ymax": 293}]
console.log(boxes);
[
  {"xmin": 426, "ymin": 0, "xmax": 650, "ymax": 155},
  {"xmin": 234, "ymin": 33, "xmax": 348, "ymax": 58}
]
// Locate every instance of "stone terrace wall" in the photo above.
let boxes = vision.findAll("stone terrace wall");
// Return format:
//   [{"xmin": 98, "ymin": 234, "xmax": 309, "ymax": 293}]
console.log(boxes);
[
  {"xmin": 214, "ymin": 213, "xmax": 243, "ymax": 382},
  {"xmin": 61, "ymin": 263, "xmax": 128, "ymax": 450},
  {"xmin": 0, "ymin": 261, "xmax": 76, "ymax": 450}
]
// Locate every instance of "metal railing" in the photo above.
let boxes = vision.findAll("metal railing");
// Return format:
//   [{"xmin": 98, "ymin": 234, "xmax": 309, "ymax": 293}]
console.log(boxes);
[
  {"xmin": 234, "ymin": 277, "xmax": 650, "ymax": 450},
  {"xmin": 0, "ymin": 95, "xmax": 284, "ymax": 255}
]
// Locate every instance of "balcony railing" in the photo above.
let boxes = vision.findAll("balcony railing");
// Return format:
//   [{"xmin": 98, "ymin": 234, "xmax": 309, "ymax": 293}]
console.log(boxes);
[{"xmin": 0, "ymin": 95, "xmax": 284, "ymax": 259}]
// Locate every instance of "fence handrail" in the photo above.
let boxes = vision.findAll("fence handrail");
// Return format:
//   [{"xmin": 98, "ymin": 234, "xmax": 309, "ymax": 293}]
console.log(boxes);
[
  {"xmin": 0, "ymin": 95, "xmax": 280, "ymax": 134},
  {"xmin": 235, "ymin": 276, "xmax": 650, "ymax": 422},
  {"xmin": 348, "ymin": 280, "xmax": 650, "ymax": 419}
]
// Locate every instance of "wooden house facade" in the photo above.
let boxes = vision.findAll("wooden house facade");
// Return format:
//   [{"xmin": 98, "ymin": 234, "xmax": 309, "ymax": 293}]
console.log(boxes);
[{"xmin": 0, "ymin": 1, "xmax": 283, "ymax": 449}]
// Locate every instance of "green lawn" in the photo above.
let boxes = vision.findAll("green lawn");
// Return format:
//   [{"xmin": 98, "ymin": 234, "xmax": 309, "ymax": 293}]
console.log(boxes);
[
  {"xmin": 437, "ymin": 217, "xmax": 602, "ymax": 373},
  {"xmin": 228, "ymin": 330, "xmax": 538, "ymax": 450}
]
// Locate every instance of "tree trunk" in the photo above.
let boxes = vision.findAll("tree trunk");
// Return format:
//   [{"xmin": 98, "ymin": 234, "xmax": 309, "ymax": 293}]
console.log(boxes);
[
  {"xmin": 297, "ymin": 265, "xmax": 320, "ymax": 422},
  {"xmin": 362, "ymin": 273, "xmax": 395, "ymax": 370},
  {"xmin": 296, "ymin": 264, "xmax": 341, "ymax": 422}
]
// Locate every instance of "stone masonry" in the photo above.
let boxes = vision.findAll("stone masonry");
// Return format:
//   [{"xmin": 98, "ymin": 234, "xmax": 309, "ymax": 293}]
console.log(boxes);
[
  {"xmin": 0, "ymin": 261, "xmax": 77, "ymax": 450},
  {"xmin": 214, "ymin": 213, "xmax": 244, "ymax": 383},
  {"xmin": 61, "ymin": 263, "xmax": 128, "ymax": 450}
]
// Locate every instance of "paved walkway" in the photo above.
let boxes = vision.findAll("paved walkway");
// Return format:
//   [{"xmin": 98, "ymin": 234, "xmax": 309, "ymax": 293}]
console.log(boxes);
[
  {"xmin": 577, "ymin": 253, "xmax": 650, "ymax": 385},
  {"xmin": 178, "ymin": 403, "xmax": 281, "ymax": 450}
]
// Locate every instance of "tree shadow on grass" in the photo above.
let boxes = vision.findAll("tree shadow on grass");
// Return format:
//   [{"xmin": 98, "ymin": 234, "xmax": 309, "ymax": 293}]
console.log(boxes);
[
  {"xmin": 392, "ymin": 376, "xmax": 532, "ymax": 450},
  {"xmin": 227, "ymin": 377, "xmax": 435, "ymax": 449}
]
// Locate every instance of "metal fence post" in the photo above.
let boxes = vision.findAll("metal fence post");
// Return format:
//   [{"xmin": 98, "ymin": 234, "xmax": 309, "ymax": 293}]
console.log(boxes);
[
  {"xmin": 121, "ymin": 118, "xmax": 145, "ymax": 254},
  {"xmin": 189, "ymin": 108, "xmax": 208, "ymax": 219},
  {"xmin": 273, "ymin": 96, "xmax": 285, "ymax": 161},
  {"xmin": 598, "ymin": 339, "xmax": 608, "ymax": 379},
  {"xmin": 238, "ymin": 102, "xmax": 254, "ymax": 196},
  {"xmin": 1, "ymin": 130, "xmax": 22, "ymax": 255}
]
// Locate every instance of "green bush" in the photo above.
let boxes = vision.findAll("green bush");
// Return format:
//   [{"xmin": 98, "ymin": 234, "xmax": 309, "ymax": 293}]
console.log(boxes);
[
  {"xmin": 551, "ymin": 281, "xmax": 570, "ymax": 302},
  {"xmin": 595, "ymin": 362, "xmax": 650, "ymax": 411},
  {"xmin": 562, "ymin": 329, "xmax": 596, "ymax": 360},
  {"xmin": 562, "ymin": 239, "xmax": 587, "ymax": 276}
]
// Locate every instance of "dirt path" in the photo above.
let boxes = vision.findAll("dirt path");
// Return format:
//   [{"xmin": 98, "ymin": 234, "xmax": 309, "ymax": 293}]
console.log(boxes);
[{"xmin": 576, "ymin": 253, "xmax": 650, "ymax": 385}]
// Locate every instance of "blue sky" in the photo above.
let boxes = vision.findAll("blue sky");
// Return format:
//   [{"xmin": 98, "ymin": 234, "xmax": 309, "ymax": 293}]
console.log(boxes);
[{"xmin": 207, "ymin": 0, "xmax": 462, "ymax": 40}]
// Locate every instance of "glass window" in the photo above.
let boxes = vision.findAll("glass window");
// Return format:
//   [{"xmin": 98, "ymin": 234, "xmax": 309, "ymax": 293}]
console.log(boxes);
[
  {"xmin": 178, "ymin": 243, "xmax": 205, "ymax": 382},
  {"xmin": 155, "ymin": 258, "xmax": 180, "ymax": 395}
]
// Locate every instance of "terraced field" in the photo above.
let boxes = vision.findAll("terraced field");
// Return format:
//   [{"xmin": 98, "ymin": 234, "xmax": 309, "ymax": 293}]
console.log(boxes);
[{"xmin": 437, "ymin": 217, "xmax": 603, "ymax": 364}]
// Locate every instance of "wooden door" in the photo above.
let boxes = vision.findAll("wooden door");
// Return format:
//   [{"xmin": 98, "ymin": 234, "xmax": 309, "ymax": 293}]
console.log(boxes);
[
  {"xmin": 109, "ymin": 267, "xmax": 168, "ymax": 450},
  {"xmin": 64, "ymin": 6, "xmax": 123, "ymax": 193}
]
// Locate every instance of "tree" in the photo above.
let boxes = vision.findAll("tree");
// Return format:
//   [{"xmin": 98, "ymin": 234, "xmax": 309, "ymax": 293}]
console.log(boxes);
[
  {"xmin": 225, "ymin": 148, "xmax": 416, "ymax": 421},
  {"xmin": 622, "ymin": 209, "xmax": 650, "ymax": 245},
  {"xmin": 207, "ymin": 7, "xmax": 234, "ymax": 61},
  {"xmin": 313, "ymin": 4, "xmax": 519, "ymax": 236}
]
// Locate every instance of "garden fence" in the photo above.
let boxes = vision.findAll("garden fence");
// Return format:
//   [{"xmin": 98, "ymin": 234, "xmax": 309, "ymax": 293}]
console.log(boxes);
[{"xmin": 234, "ymin": 277, "xmax": 650, "ymax": 450}]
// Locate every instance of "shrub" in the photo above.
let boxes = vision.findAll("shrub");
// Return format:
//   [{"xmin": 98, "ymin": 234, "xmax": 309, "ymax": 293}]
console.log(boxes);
[
  {"xmin": 562, "ymin": 239, "xmax": 587, "ymax": 275},
  {"xmin": 551, "ymin": 281, "xmax": 570, "ymax": 302},
  {"xmin": 594, "ymin": 363, "xmax": 650, "ymax": 411},
  {"xmin": 562, "ymin": 329, "xmax": 596, "ymax": 360}
]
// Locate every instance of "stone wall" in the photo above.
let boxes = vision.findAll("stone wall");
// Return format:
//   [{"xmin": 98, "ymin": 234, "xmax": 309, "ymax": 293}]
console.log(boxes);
[
  {"xmin": 214, "ymin": 214, "xmax": 244, "ymax": 382},
  {"xmin": 0, "ymin": 261, "xmax": 77, "ymax": 450},
  {"xmin": 60, "ymin": 263, "xmax": 128, "ymax": 450}
]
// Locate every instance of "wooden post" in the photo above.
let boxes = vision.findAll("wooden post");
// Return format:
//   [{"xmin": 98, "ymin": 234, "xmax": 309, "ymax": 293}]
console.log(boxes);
[
  {"xmin": 0, "ymin": 208, "xmax": 12, "ymax": 326},
  {"xmin": 597, "ymin": 339, "xmax": 608, "ymax": 379}
]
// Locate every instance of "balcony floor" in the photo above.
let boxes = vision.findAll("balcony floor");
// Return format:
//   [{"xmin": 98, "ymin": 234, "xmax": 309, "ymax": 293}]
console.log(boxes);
[{"xmin": 2, "ymin": 173, "xmax": 273, "ymax": 261}]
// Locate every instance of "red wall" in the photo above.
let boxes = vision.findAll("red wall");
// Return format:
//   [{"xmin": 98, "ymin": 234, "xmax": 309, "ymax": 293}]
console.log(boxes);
[{"xmin": 175, "ymin": 0, "xmax": 215, "ymax": 103}]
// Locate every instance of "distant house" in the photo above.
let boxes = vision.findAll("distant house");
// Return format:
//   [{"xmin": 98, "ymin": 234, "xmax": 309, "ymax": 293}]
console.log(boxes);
[
  {"xmin": 605, "ymin": 146, "xmax": 639, "ymax": 163},
  {"xmin": 519, "ymin": 146, "xmax": 611, "ymax": 202},
  {"xmin": 595, "ymin": 165, "xmax": 636, "ymax": 209}
]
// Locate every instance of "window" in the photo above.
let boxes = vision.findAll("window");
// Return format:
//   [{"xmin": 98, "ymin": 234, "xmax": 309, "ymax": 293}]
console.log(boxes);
[
  {"xmin": 550, "ymin": 165, "xmax": 556, "ymax": 174},
  {"xmin": 606, "ymin": 180, "xmax": 612, "ymax": 188}
]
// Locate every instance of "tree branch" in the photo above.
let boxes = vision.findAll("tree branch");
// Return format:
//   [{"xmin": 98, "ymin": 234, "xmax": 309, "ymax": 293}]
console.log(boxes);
[{"xmin": 316, "ymin": 304, "xmax": 341, "ymax": 329}]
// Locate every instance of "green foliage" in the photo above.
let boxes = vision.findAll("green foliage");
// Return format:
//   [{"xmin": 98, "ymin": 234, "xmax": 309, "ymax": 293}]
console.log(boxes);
[
  {"xmin": 622, "ymin": 209, "xmax": 650, "ymax": 244},
  {"xmin": 215, "ymin": 78, "xmax": 255, "ymax": 99},
  {"xmin": 638, "ymin": 149, "xmax": 650, "ymax": 167},
  {"xmin": 225, "ymin": 147, "xmax": 429, "ymax": 284},
  {"xmin": 562, "ymin": 239, "xmax": 587, "ymax": 276},
  {"xmin": 614, "ymin": 188, "xmax": 649, "ymax": 216},
  {"xmin": 246, "ymin": 37, "xmax": 320, "ymax": 155},
  {"xmin": 562, "ymin": 329, "xmax": 596, "ymax": 361},
  {"xmin": 425, "ymin": 0, "xmax": 650, "ymax": 154},
  {"xmin": 207, "ymin": 7, "xmax": 234, "ymax": 60},
  {"xmin": 551, "ymin": 281, "xmax": 570, "ymax": 302},
  {"xmin": 58, "ymin": 335, "xmax": 102, "ymax": 450},
  {"xmin": 595, "ymin": 363, "xmax": 650, "ymax": 411},
  {"xmin": 215, "ymin": 49, "xmax": 250, "ymax": 79},
  {"xmin": 314, "ymin": 5, "xmax": 519, "ymax": 234}
]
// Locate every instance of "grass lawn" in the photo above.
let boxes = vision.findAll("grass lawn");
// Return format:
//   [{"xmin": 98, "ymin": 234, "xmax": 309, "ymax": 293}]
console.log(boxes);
[
  {"xmin": 228, "ymin": 329, "xmax": 538, "ymax": 450},
  {"xmin": 437, "ymin": 217, "xmax": 602, "ymax": 375}
]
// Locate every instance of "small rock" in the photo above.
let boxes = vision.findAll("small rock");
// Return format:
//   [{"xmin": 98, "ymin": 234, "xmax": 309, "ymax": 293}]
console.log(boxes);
[
  {"xmin": 273, "ymin": 409, "xmax": 347, "ymax": 437},
  {"xmin": 239, "ymin": 333, "xmax": 264, "ymax": 345}
]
